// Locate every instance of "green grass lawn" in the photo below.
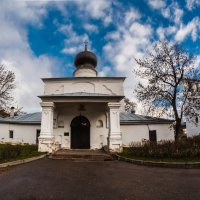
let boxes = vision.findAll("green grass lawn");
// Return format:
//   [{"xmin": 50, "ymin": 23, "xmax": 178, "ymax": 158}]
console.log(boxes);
[{"xmin": 0, "ymin": 143, "xmax": 46, "ymax": 164}]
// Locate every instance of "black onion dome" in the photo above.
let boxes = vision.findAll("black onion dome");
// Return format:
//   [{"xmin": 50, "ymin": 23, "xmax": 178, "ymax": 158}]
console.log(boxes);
[{"xmin": 74, "ymin": 50, "xmax": 97, "ymax": 68}]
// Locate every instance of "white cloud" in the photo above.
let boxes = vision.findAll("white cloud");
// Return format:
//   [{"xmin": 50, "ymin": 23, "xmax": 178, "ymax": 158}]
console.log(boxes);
[
  {"xmin": 129, "ymin": 22, "xmax": 152, "ymax": 38},
  {"xmin": 186, "ymin": 0, "xmax": 200, "ymax": 10},
  {"xmin": 61, "ymin": 47, "xmax": 77, "ymax": 55},
  {"xmin": 75, "ymin": 0, "xmax": 111, "ymax": 20},
  {"xmin": 175, "ymin": 17, "xmax": 200, "ymax": 42},
  {"xmin": 103, "ymin": 15, "xmax": 112, "ymax": 26},
  {"xmin": 156, "ymin": 27, "xmax": 165, "ymax": 40},
  {"xmin": 105, "ymin": 31, "xmax": 121, "ymax": 40},
  {"xmin": 124, "ymin": 8, "xmax": 141, "ymax": 25},
  {"xmin": 173, "ymin": 6, "xmax": 183, "ymax": 24},
  {"xmin": 0, "ymin": 0, "xmax": 57, "ymax": 112},
  {"xmin": 56, "ymin": 0, "xmax": 112, "ymax": 52},
  {"xmin": 55, "ymin": 0, "xmax": 112, "ymax": 27},
  {"xmin": 161, "ymin": 7, "xmax": 170, "ymax": 18},
  {"xmin": 58, "ymin": 23, "xmax": 89, "ymax": 55},
  {"xmin": 104, "ymin": 12, "xmax": 152, "ymax": 109},
  {"xmin": 156, "ymin": 16, "xmax": 200, "ymax": 43},
  {"xmin": 156, "ymin": 26, "xmax": 177, "ymax": 40},
  {"xmin": 83, "ymin": 0, "xmax": 111, "ymax": 19},
  {"xmin": 155, "ymin": 2, "xmax": 200, "ymax": 43},
  {"xmin": 98, "ymin": 66, "xmax": 111, "ymax": 77},
  {"xmin": 149, "ymin": 1, "xmax": 183, "ymax": 26},
  {"xmin": 83, "ymin": 23, "xmax": 98, "ymax": 33},
  {"xmin": 59, "ymin": 24, "xmax": 73, "ymax": 34},
  {"xmin": 104, "ymin": 22, "xmax": 152, "ymax": 72},
  {"xmin": 161, "ymin": 2, "xmax": 183, "ymax": 25},
  {"xmin": 148, "ymin": 0, "xmax": 166, "ymax": 9},
  {"xmin": 0, "ymin": 0, "xmax": 48, "ymax": 26}
]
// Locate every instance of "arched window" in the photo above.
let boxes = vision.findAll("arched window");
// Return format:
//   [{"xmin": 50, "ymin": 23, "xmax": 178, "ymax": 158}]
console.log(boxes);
[{"xmin": 96, "ymin": 120, "xmax": 103, "ymax": 128}]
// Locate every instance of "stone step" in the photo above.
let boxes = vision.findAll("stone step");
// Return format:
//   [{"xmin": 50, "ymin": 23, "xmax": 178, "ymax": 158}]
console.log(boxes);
[{"xmin": 48, "ymin": 149, "xmax": 113, "ymax": 161}]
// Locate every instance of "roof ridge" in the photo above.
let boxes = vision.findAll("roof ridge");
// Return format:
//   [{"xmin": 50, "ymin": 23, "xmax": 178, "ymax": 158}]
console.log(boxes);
[{"xmin": 120, "ymin": 112, "xmax": 173, "ymax": 122}]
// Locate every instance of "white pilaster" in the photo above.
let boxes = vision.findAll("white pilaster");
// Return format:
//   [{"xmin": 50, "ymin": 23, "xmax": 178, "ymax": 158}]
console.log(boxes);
[
  {"xmin": 108, "ymin": 102, "xmax": 122, "ymax": 152},
  {"xmin": 38, "ymin": 102, "xmax": 55, "ymax": 153}
]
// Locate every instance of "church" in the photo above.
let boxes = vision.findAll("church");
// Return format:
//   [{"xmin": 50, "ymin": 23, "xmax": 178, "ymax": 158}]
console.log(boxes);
[{"xmin": 0, "ymin": 46, "xmax": 174, "ymax": 152}]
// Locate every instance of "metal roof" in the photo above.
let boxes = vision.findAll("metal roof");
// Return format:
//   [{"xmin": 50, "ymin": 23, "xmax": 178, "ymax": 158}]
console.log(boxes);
[
  {"xmin": 120, "ymin": 112, "xmax": 173, "ymax": 125},
  {"xmin": 0, "ymin": 112, "xmax": 173, "ymax": 125},
  {"xmin": 0, "ymin": 112, "xmax": 41, "ymax": 125}
]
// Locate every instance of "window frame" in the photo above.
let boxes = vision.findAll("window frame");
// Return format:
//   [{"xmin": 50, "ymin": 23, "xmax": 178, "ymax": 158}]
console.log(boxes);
[
  {"xmin": 9, "ymin": 130, "xmax": 14, "ymax": 139},
  {"xmin": 149, "ymin": 130, "xmax": 157, "ymax": 143}
]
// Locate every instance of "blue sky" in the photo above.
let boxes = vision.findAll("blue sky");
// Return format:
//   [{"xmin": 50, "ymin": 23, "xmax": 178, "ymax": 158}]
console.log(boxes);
[{"xmin": 0, "ymin": 0, "xmax": 199, "ymax": 112}]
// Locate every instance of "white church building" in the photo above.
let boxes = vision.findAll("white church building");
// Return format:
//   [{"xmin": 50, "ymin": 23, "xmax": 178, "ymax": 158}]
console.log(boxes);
[{"xmin": 0, "ymin": 47, "xmax": 174, "ymax": 153}]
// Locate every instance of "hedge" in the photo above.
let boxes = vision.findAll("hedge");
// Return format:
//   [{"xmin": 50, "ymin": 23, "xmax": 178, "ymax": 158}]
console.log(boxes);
[
  {"xmin": 0, "ymin": 144, "xmax": 39, "ymax": 162},
  {"xmin": 123, "ymin": 135, "xmax": 200, "ymax": 160}
]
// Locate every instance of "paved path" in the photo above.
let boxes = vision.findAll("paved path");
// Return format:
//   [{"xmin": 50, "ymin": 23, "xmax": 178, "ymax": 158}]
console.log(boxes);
[{"xmin": 0, "ymin": 158, "xmax": 199, "ymax": 200}]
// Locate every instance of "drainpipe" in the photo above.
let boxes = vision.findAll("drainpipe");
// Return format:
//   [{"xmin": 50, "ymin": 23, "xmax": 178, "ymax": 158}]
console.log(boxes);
[{"xmin": 147, "ymin": 124, "xmax": 150, "ymax": 131}]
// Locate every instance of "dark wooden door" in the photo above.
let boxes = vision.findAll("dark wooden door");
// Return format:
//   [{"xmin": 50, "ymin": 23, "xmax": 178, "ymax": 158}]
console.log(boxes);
[
  {"xmin": 71, "ymin": 116, "xmax": 90, "ymax": 149},
  {"xmin": 36, "ymin": 129, "xmax": 40, "ymax": 144}
]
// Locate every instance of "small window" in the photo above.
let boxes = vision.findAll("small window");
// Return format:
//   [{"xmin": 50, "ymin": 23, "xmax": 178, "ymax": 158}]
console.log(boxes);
[
  {"xmin": 9, "ymin": 130, "xmax": 13, "ymax": 139},
  {"xmin": 64, "ymin": 132, "xmax": 69, "ymax": 136},
  {"xmin": 58, "ymin": 121, "xmax": 64, "ymax": 128},
  {"xmin": 36, "ymin": 130, "xmax": 40, "ymax": 144},
  {"xmin": 149, "ymin": 130, "xmax": 157, "ymax": 143}
]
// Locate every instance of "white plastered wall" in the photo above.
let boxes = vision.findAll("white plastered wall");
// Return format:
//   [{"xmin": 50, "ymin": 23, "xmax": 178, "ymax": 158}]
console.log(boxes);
[
  {"xmin": 53, "ymin": 103, "xmax": 109, "ymax": 149},
  {"xmin": 0, "ymin": 124, "xmax": 40, "ymax": 144},
  {"xmin": 74, "ymin": 68, "xmax": 97, "ymax": 77},
  {"xmin": 43, "ymin": 78, "xmax": 124, "ymax": 96},
  {"xmin": 121, "ymin": 124, "xmax": 174, "ymax": 146}
]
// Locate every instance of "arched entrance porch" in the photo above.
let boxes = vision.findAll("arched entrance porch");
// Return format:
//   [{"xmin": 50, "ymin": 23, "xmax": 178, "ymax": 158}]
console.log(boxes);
[{"xmin": 70, "ymin": 115, "xmax": 90, "ymax": 149}]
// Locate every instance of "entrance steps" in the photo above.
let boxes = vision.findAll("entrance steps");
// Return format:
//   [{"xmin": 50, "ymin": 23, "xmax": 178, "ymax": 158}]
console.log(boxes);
[{"xmin": 48, "ymin": 149, "xmax": 113, "ymax": 161}]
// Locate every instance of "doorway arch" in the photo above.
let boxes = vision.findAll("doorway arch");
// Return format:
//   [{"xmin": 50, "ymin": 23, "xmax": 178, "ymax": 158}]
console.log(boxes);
[{"xmin": 70, "ymin": 115, "xmax": 90, "ymax": 149}]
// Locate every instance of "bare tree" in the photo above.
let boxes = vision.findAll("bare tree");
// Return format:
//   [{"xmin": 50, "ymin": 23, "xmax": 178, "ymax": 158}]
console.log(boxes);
[
  {"xmin": 134, "ymin": 41, "xmax": 200, "ymax": 140},
  {"xmin": 124, "ymin": 97, "xmax": 137, "ymax": 113},
  {"xmin": 0, "ymin": 65, "xmax": 15, "ymax": 110}
]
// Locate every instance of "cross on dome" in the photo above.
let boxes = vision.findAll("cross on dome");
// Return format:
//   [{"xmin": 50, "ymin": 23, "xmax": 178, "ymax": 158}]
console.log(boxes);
[{"xmin": 84, "ymin": 40, "xmax": 88, "ymax": 51}]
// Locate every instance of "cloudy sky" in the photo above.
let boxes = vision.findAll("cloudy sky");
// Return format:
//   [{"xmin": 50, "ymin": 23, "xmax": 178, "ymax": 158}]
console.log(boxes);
[{"xmin": 0, "ymin": 0, "xmax": 199, "ymax": 112}]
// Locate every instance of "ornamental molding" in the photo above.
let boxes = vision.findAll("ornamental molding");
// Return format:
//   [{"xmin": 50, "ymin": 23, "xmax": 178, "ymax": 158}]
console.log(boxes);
[
  {"xmin": 40, "ymin": 102, "xmax": 55, "ymax": 108},
  {"xmin": 108, "ymin": 102, "xmax": 121, "ymax": 109}
]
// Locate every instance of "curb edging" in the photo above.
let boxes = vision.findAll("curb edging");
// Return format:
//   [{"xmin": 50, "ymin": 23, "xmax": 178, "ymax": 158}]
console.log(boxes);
[
  {"xmin": 116, "ymin": 154, "xmax": 200, "ymax": 169},
  {"xmin": 0, "ymin": 154, "xmax": 47, "ymax": 168}
]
